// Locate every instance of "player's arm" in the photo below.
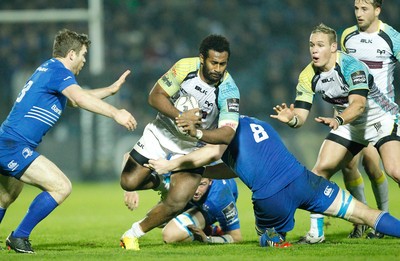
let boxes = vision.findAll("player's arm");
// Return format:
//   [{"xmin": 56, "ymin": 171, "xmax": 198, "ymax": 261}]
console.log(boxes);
[
  {"xmin": 315, "ymin": 93, "xmax": 366, "ymax": 129},
  {"xmin": 146, "ymin": 144, "xmax": 227, "ymax": 174},
  {"xmin": 62, "ymin": 84, "xmax": 137, "ymax": 131},
  {"xmin": 187, "ymin": 225, "xmax": 241, "ymax": 243}
]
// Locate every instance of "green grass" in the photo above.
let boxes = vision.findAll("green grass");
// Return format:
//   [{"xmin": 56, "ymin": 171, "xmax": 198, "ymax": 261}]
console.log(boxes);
[{"xmin": 1, "ymin": 176, "xmax": 399, "ymax": 260}]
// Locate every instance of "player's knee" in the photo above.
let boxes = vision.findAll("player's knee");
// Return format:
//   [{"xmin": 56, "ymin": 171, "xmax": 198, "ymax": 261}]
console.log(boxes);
[{"xmin": 120, "ymin": 173, "xmax": 141, "ymax": 191}]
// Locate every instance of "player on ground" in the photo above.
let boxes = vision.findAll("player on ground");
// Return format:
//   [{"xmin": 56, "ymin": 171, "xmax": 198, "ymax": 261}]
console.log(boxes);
[
  {"xmin": 271, "ymin": 23, "xmax": 400, "ymax": 244},
  {"xmin": 146, "ymin": 115, "xmax": 400, "ymax": 247},
  {"xmin": 339, "ymin": 0, "xmax": 400, "ymax": 239},
  {"xmin": 0, "ymin": 29, "xmax": 137, "ymax": 253},
  {"xmin": 119, "ymin": 34, "xmax": 240, "ymax": 250},
  {"xmin": 125, "ymin": 177, "xmax": 242, "ymax": 244}
]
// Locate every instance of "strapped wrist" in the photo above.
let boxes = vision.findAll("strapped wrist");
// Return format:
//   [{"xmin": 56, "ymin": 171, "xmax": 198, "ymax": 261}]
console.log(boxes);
[
  {"xmin": 335, "ymin": 115, "xmax": 344, "ymax": 125},
  {"xmin": 287, "ymin": 115, "xmax": 299, "ymax": 128},
  {"xmin": 195, "ymin": 129, "xmax": 203, "ymax": 140}
]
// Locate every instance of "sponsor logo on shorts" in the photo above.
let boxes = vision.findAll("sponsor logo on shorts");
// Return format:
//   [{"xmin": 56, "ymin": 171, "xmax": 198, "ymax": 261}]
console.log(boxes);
[
  {"xmin": 136, "ymin": 141, "xmax": 144, "ymax": 149},
  {"xmin": 7, "ymin": 160, "xmax": 19, "ymax": 171},
  {"xmin": 373, "ymin": 122, "xmax": 382, "ymax": 133},
  {"xmin": 324, "ymin": 186, "xmax": 334, "ymax": 197},
  {"xmin": 22, "ymin": 147, "xmax": 33, "ymax": 159},
  {"xmin": 227, "ymin": 98, "xmax": 239, "ymax": 113},
  {"xmin": 351, "ymin": 71, "xmax": 367, "ymax": 85}
]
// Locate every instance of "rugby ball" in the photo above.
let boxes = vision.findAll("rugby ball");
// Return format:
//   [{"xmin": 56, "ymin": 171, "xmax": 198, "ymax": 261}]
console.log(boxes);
[{"xmin": 174, "ymin": 94, "xmax": 199, "ymax": 134}]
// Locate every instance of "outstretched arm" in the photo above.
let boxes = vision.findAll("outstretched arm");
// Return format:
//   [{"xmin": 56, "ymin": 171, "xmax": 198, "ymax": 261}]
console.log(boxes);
[
  {"xmin": 146, "ymin": 144, "xmax": 227, "ymax": 174},
  {"xmin": 270, "ymin": 103, "xmax": 309, "ymax": 128}
]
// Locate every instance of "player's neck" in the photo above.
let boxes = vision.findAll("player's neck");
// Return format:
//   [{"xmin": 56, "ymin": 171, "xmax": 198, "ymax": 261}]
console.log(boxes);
[{"xmin": 361, "ymin": 19, "xmax": 380, "ymax": 34}]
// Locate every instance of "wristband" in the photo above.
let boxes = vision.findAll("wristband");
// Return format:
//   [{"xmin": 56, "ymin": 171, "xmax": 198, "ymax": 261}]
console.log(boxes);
[
  {"xmin": 195, "ymin": 129, "xmax": 203, "ymax": 140},
  {"xmin": 178, "ymin": 111, "xmax": 183, "ymax": 118},
  {"xmin": 335, "ymin": 115, "xmax": 344, "ymax": 125},
  {"xmin": 287, "ymin": 115, "xmax": 299, "ymax": 128}
]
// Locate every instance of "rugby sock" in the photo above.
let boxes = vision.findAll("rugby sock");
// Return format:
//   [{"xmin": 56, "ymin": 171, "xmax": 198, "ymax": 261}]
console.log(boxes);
[
  {"xmin": 374, "ymin": 212, "xmax": 400, "ymax": 237},
  {"xmin": 345, "ymin": 176, "xmax": 367, "ymax": 205},
  {"xmin": 310, "ymin": 213, "xmax": 324, "ymax": 237},
  {"xmin": 0, "ymin": 207, "xmax": 6, "ymax": 223},
  {"xmin": 126, "ymin": 221, "xmax": 145, "ymax": 238},
  {"xmin": 370, "ymin": 171, "xmax": 389, "ymax": 211},
  {"xmin": 13, "ymin": 191, "xmax": 58, "ymax": 238}
]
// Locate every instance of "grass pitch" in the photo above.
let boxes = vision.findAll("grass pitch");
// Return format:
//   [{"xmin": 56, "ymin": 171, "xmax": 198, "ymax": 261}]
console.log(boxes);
[{"xmin": 1, "ymin": 176, "xmax": 399, "ymax": 260}]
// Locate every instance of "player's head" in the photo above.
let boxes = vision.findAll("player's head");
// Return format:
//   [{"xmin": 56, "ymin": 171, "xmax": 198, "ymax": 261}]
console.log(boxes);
[
  {"xmin": 354, "ymin": 0, "xmax": 382, "ymax": 32},
  {"xmin": 192, "ymin": 178, "xmax": 212, "ymax": 202},
  {"xmin": 53, "ymin": 29, "xmax": 91, "ymax": 75},
  {"xmin": 199, "ymin": 35, "xmax": 230, "ymax": 85},
  {"xmin": 309, "ymin": 23, "xmax": 338, "ymax": 71}
]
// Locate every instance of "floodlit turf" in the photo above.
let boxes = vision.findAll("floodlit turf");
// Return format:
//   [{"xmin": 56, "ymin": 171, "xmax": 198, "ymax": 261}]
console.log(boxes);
[{"xmin": 1, "ymin": 176, "xmax": 399, "ymax": 260}]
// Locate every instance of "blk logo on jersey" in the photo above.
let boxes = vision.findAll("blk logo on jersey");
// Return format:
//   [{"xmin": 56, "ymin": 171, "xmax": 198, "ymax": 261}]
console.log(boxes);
[
  {"xmin": 7, "ymin": 160, "xmax": 19, "ymax": 171},
  {"xmin": 322, "ymin": 77, "xmax": 334, "ymax": 83},
  {"xmin": 360, "ymin": 39, "xmax": 372, "ymax": 44}
]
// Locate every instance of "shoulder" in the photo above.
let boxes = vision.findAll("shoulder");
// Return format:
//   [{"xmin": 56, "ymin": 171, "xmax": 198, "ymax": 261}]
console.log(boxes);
[
  {"xmin": 173, "ymin": 57, "xmax": 200, "ymax": 72},
  {"xmin": 298, "ymin": 63, "xmax": 316, "ymax": 82},
  {"xmin": 338, "ymin": 51, "xmax": 367, "ymax": 71}
]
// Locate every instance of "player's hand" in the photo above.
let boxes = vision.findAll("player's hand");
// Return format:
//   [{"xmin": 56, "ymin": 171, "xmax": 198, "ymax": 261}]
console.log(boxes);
[
  {"xmin": 187, "ymin": 225, "xmax": 208, "ymax": 243},
  {"xmin": 270, "ymin": 103, "xmax": 296, "ymax": 123},
  {"xmin": 145, "ymin": 158, "xmax": 172, "ymax": 174},
  {"xmin": 114, "ymin": 109, "xmax": 137, "ymax": 131},
  {"xmin": 176, "ymin": 108, "xmax": 202, "ymax": 124},
  {"xmin": 315, "ymin": 116, "xmax": 339, "ymax": 130},
  {"xmin": 124, "ymin": 191, "xmax": 139, "ymax": 210},
  {"xmin": 109, "ymin": 70, "xmax": 131, "ymax": 95},
  {"xmin": 175, "ymin": 119, "xmax": 198, "ymax": 137}
]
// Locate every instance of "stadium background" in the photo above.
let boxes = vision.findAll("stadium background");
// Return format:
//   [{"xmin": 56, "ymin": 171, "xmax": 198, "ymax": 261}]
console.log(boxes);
[{"xmin": 1, "ymin": 0, "xmax": 399, "ymax": 181}]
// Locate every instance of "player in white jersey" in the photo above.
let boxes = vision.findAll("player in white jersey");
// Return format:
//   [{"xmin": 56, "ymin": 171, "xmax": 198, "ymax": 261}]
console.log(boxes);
[
  {"xmin": 339, "ymin": 0, "xmax": 400, "ymax": 239},
  {"xmin": 119, "ymin": 35, "xmax": 240, "ymax": 250},
  {"xmin": 0, "ymin": 29, "xmax": 137, "ymax": 253},
  {"xmin": 271, "ymin": 23, "xmax": 400, "ymax": 244}
]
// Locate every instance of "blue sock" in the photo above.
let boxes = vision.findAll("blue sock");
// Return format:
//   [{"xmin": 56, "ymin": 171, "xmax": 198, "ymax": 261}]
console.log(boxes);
[
  {"xmin": 13, "ymin": 191, "xmax": 58, "ymax": 238},
  {"xmin": 375, "ymin": 212, "xmax": 400, "ymax": 237},
  {"xmin": 0, "ymin": 207, "xmax": 6, "ymax": 223}
]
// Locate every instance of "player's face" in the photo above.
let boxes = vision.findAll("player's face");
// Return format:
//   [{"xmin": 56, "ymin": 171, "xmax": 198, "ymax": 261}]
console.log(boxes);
[
  {"xmin": 200, "ymin": 50, "xmax": 228, "ymax": 85},
  {"xmin": 71, "ymin": 45, "xmax": 87, "ymax": 75},
  {"xmin": 309, "ymin": 33, "xmax": 336, "ymax": 72},
  {"xmin": 192, "ymin": 178, "xmax": 212, "ymax": 201},
  {"xmin": 354, "ymin": 0, "xmax": 380, "ymax": 32}
]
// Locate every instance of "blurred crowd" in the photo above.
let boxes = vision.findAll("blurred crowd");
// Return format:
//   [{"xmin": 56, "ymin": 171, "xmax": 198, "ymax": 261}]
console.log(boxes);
[{"xmin": 1, "ymin": 0, "xmax": 399, "ymax": 179}]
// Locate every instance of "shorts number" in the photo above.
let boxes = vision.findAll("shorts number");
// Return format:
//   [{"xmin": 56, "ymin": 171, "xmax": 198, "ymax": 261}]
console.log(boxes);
[
  {"xmin": 16, "ymin": 80, "xmax": 33, "ymax": 103},
  {"xmin": 250, "ymin": 123, "xmax": 269, "ymax": 143}
]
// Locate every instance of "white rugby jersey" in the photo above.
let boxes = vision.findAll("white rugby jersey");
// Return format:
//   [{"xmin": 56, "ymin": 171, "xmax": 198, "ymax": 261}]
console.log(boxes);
[{"xmin": 341, "ymin": 21, "xmax": 400, "ymax": 101}]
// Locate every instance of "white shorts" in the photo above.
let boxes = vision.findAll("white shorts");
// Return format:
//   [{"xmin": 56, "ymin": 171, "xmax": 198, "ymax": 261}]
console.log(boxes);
[
  {"xmin": 132, "ymin": 119, "xmax": 205, "ymax": 161},
  {"xmin": 330, "ymin": 114, "xmax": 400, "ymax": 147}
]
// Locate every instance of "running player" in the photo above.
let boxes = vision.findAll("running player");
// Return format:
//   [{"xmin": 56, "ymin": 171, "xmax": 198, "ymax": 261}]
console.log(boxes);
[
  {"xmin": 146, "ymin": 115, "xmax": 400, "ymax": 247},
  {"xmin": 271, "ymin": 23, "xmax": 400, "ymax": 244},
  {"xmin": 0, "ymin": 29, "xmax": 136, "ymax": 253},
  {"xmin": 339, "ymin": 0, "xmax": 400, "ymax": 239},
  {"xmin": 119, "ymin": 34, "xmax": 240, "ymax": 250}
]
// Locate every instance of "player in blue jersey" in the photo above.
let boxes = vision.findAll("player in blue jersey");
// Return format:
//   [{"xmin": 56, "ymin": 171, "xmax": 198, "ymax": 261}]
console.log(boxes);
[
  {"xmin": 146, "ymin": 115, "xmax": 400, "ymax": 247},
  {"xmin": 339, "ymin": 0, "xmax": 400, "ymax": 239},
  {"xmin": 125, "ymin": 177, "xmax": 242, "ymax": 244},
  {"xmin": 0, "ymin": 29, "xmax": 137, "ymax": 254},
  {"xmin": 271, "ymin": 23, "xmax": 400, "ymax": 244},
  {"xmin": 119, "ymin": 35, "xmax": 240, "ymax": 250}
]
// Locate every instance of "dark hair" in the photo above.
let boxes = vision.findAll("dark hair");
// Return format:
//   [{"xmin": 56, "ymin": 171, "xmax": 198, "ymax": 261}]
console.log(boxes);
[
  {"xmin": 52, "ymin": 29, "xmax": 91, "ymax": 58},
  {"xmin": 199, "ymin": 34, "xmax": 230, "ymax": 59},
  {"xmin": 372, "ymin": 0, "xmax": 383, "ymax": 8}
]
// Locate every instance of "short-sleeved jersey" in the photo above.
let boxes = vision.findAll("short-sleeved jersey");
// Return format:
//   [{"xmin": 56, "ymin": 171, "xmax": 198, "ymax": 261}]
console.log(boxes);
[
  {"xmin": 222, "ymin": 116, "xmax": 305, "ymax": 200},
  {"xmin": 0, "ymin": 59, "xmax": 76, "ymax": 147},
  {"xmin": 157, "ymin": 57, "xmax": 240, "ymax": 138},
  {"xmin": 341, "ymin": 21, "xmax": 400, "ymax": 100},
  {"xmin": 189, "ymin": 179, "xmax": 240, "ymax": 232},
  {"xmin": 294, "ymin": 51, "xmax": 398, "ymax": 126}
]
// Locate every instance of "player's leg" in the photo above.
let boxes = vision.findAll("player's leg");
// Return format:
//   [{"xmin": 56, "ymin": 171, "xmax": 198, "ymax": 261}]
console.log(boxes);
[
  {"xmin": 7, "ymin": 155, "xmax": 71, "ymax": 253},
  {"xmin": 0, "ymin": 175, "xmax": 24, "ymax": 225},
  {"xmin": 300, "ymin": 138, "xmax": 355, "ymax": 244},
  {"xmin": 162, "ymin": 207, "xmax": 205, "ymax": 243},
  {"xmin": 120, "ymin": 152, "xmax": 154, "ymax": 191},
  {"xmin": 323, "ymin": 188, "xmax": 400, "ymax": 238},
  {"xmin": 378, "ymin": 140, "xmax": 400, "ymax": 184},
  {"xmin": 341, "ymin": 152, "xmax": 369, "ymax": 238},
  {"xmin": 120, "ymin": 171, "xmax": 202, "ymax": 250}
]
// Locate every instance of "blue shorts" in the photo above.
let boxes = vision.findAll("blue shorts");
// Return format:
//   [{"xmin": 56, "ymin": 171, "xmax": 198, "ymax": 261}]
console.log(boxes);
[
  {"xmin": 0, "ymin": 136, "xmax": 40, "ymax": 179},
  {"xmin": 253, "ymin": 169, "xmax": 339, "ymax": 234}
]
